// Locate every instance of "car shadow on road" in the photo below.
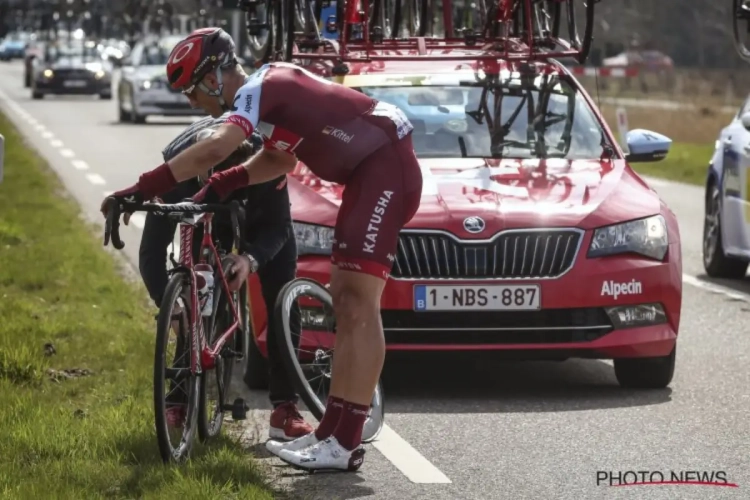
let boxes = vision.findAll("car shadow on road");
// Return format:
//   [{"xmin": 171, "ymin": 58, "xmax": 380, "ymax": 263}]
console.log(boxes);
[
  {"xmin": 692, "ymin": 273, "xmax": 750, "ymax": 302},
  {"xmin": 380, "ymin": 352, "xmax": 672, "ymax": 413}
]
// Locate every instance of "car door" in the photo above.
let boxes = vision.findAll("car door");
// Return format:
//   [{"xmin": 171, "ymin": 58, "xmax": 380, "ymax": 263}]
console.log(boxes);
[{"xmin": 721, "ymin": 94, "xmax": 750, "ymax": 256}]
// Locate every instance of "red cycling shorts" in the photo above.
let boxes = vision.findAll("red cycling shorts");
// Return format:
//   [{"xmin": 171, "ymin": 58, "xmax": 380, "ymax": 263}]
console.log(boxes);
[{"xmin": 331, "ymin": 133, "xmax": 423, "ymax": 280}]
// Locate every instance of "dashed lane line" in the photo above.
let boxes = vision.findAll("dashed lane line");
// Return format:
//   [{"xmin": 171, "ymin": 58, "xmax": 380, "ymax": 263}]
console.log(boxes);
[
  {"xmin": 71, "ymin": 160, "xmax": 89, "ymax": 171},
  {"xmin": 85, "ymin": 173, "xmax": 106, "ymax": 185},
  {"xmin": 49, "ymin": 139, "xmax": 63, "ymax": 148},
  {"xmin": 682, "ymin": 274, "xmax": 750, "ymax": 302}
]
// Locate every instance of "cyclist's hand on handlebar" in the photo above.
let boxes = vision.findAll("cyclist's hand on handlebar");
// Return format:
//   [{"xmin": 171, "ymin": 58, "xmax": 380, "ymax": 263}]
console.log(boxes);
[
  {"xmin": 99, "ymin": 185, "xmax": 144, "ymax": 225},
  {"xmin": 191, "ymin": 183, "xmax": 221, "ymax": 204}
]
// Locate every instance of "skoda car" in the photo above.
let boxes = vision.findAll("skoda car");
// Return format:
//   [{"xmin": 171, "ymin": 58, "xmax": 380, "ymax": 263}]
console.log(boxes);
[
  {"xmin": 31, "ymin": 42, "xmax": 112, "ymax": 99},
  {"xmin": 243, "ymin": 57, "xmax": 682, "ymax": 390},
  {"xmin": 702, "ymin": 94, "xmax": 750, "ymax": 279},
  {"xmin": 0, "ymin": 32, "xmax": 29, "ymax": 60},
  {"xmin": 117, "ymin": 35, "xmax": 201, "ymax": 124}
]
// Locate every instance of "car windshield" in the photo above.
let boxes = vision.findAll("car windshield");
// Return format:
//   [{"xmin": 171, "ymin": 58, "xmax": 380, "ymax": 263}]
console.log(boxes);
[
  {"xmin": 356, "ymin": 74, "xmax": 610, "ymax": 159},
  {"xmin": 133, "ymin": 38, "xmax": 181, "ymax": 66},
  {"xmin": 46, "ymin": 44, "xmax": 100, "ymax": 61}
]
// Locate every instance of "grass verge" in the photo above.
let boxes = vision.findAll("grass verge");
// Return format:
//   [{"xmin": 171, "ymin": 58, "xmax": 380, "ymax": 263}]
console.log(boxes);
[
  {"xmin": 629, "ymin": 142, "xmax": 713, "ymax": 187},
  {"xmin": 0, "ymin": 111, "xmax": 276, "ymax": 499}
]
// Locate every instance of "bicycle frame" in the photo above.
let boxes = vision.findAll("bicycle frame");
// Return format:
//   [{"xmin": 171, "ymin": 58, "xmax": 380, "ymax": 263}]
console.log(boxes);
[{"xmin": 175, "ymin": 214, "xmax": 243, "ymax": 375}]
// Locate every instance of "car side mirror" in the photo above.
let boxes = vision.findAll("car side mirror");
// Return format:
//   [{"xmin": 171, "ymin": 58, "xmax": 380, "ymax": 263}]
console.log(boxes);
[
  {"xmin": 741, "ymin": 112, "xmax": 750, "ymax": 131},
  {"xmin": 624, "ymin": 129, "xmax": 672, "ymax": 163}
]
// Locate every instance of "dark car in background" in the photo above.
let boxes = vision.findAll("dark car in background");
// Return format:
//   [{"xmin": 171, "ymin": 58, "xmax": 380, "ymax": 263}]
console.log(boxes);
[{"xmin": 31, "ymin": 41, "xmax": 113, "ymax": 100}]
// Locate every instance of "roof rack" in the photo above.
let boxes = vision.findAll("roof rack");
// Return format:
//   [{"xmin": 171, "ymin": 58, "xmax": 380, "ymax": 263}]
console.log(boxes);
[{"xmin": 280, "ymin": 0, "xmax": 596, "ymax": 68}]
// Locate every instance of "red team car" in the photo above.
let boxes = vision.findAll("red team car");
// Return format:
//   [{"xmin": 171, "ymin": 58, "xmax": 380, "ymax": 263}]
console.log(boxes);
[{"xmin": 242, "ymin": 55, "xmax": 682, "ymax": 390}]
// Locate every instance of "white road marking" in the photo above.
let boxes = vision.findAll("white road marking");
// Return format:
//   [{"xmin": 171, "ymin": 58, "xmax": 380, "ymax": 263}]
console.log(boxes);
[
  {"xmin": 129, "ymin": 213, "xmax": 146, "ymax": 229},
  {"xmin": 59, "ymin": 149, "xmax": 75, "ymax": 158},
  {"xmin": 50, "ymin": 139, "xmax": 64, "ymax": 148},
  {"xmin": 41, "ymin": 131, "xmax": 54, "ymax": 139},
  {"xmin": 103, "ymin": 191, "xmax": 113, "ymax": 196},
  {"xmin": 643, "ymin": 176, "xmax": 669, "ymax": 187},
  {"xmin": 373, "ymin": 424, "xmax": 452, "ymax": 484},
  {"xmin": 682, "ymin": 274, "xmax": 749, "ymax": 302},
  {"xmin": 86, "ymin": 173, "xmax": 106, "ymax": 185},
  {"xmin": 71, "ymin": 160, "xmax": 89, "ymax": 170},
  {"xmin": 34, "ymin": 124, "xmax": 46, "ymax": 132}
]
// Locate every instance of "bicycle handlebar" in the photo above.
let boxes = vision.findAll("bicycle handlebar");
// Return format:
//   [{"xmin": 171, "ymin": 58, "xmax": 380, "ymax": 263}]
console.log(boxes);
[{"xmin": 103, "ymin": 198, "xmax": 246, "ymax": 252}]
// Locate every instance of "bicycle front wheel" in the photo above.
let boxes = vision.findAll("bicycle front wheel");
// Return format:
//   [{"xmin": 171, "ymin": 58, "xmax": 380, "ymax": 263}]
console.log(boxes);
[
  {"xmin": 154, "ymin": 272, "xmax": 201, "ymax": 463},
  {"xmin": 273, "ymin": 278, "xmax": 385, "ymax": 443}
]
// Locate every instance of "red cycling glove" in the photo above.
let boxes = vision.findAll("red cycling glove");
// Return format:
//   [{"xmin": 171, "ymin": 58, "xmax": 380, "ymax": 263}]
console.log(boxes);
[{"xmin": 192, "ymin": 166, "xmax": 250, "ymax": 203}]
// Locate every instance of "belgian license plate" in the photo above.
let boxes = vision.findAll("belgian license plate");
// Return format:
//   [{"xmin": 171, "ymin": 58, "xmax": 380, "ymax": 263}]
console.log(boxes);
[
  {"xmin": 414, "ymin": 284, "xmax": 541, "ymax": 311},
  {"xmin": 64, "ymin": 80, "xmax": 86, "ymax": 87}
]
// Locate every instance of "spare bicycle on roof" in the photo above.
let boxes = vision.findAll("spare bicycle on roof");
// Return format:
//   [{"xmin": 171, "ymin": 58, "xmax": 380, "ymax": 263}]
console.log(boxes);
[{"xmin": 241, "ymin": 0, "xmax": 600, "ymax": 66}]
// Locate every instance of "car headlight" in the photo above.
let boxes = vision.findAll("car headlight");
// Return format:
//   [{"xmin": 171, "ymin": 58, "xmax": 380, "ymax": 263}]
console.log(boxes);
[
  {"xmin": 587, "ymin": 215, "xmax": 668, "ymax": 261},
  {"xmin": 293, "ymin": 222, "xmax": 334, "ymax": 256},
  {"xmin": 42, "ymin": 68, "xmax": 53, "ymax": 78},
  {"xmin": 444, "ymin": 119, "xmax": 468, "ymax": 133},
  {"xmin": 94, "ymin": 70, "xmax": 106, "ymax": 79},
  {"xmin": 138, "ymin": 79, "xmax": 153, "ymax": 90}
]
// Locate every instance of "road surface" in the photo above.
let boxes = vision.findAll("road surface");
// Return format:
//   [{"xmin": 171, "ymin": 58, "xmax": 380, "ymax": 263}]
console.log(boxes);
[{"xmin": 0, "ymin": 61, "xmax": 747, "ymax": 500}]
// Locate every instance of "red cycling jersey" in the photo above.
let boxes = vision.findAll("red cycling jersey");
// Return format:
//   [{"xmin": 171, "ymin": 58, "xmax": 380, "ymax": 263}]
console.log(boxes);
[{"xmin": 226, "ymin": 62, "xmax": 423, "ymax": 279}]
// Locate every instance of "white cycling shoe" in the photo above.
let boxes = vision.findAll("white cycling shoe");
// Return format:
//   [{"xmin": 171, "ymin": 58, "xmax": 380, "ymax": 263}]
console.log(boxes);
[
  {"xmin": 278, "ymin": 436, "xmax": 365, "ymax": 472},
  {"xmin": 266, "ymin": 432, "xmax": 319, "ymax": 457}
]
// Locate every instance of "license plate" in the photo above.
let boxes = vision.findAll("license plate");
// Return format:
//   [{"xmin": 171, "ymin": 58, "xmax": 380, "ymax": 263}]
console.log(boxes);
[
  {"xmin": 64, "ymin": 80, "xmax": 86, "ymax": 87},
  {"xmin": 414, "ymin": 284, "xmax": 541, "ymax": 311}
]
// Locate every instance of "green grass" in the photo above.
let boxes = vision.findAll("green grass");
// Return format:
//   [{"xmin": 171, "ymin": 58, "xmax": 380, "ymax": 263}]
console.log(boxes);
[
  {"xmin": 630, "ymin": 142, "xmax": 713, "ymax": 186},
  {"xmin": 0, "ymin": 111, "xmax": 276, "ymax": 499}
]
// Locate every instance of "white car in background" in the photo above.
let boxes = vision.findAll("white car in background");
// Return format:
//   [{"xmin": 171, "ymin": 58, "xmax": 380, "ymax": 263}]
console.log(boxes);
[{"xmin": 117, "ymin": 35, "xmax": 202, "ymax": 124}]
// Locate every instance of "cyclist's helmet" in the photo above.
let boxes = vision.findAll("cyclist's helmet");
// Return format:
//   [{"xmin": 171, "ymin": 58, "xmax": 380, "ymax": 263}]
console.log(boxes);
[{"xmin": 166, "ymin": 27, "xmax": 236, "ymax": 107}]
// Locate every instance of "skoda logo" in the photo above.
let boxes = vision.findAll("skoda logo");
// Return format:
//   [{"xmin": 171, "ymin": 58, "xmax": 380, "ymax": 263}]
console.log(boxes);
[{"xmin": 463, "ymin": 216, "xmax": 485, "ymax": 234}]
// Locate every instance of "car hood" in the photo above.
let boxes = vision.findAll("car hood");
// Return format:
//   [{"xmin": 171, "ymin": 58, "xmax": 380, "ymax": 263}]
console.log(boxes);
[
  {"xmin": 288, "ymin": 157, "xmax": 662, "ymax": 234},
  {"xmin": 47, "ymin": 57, "xmax": 106, "ymax": 70}
]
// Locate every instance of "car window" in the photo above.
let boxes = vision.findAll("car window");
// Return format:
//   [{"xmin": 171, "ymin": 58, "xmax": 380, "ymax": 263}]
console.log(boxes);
[{"xmin": 355, "ymin": 76, "xmax": 609, "ymax": 160}]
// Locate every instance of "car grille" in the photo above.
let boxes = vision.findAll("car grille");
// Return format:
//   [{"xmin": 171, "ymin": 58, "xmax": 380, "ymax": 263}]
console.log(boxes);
[
  {"xmin": 382, "ymin": 308, "xmax": 613, "ymax": 345},
  {"xmin": 392, "ymin": 229, "xmax": 583, "ymax": 280},
  {"xmin": 53, "ymin": 69, "xmax": 92, "ymax": 79}
]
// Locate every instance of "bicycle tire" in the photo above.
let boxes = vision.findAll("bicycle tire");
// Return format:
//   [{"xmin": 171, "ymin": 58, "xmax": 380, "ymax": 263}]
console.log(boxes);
[
  {"xmin": 734, "ymin": 0, "xmax": 750, "ymax": 62},
  {"xmin": 197, "ymin": 279, "xmax": 233, "ymax": 442},
  {"xmin": 273, "ymin": 278, "xmax": 385, "ymax": 443},
  {"xmin": 153, "ymin": 272, "xmax": 201, "ymax": 463},
  {"xmin": 247, "ymin": 0, "xmax": 275, "ymax": 62}
]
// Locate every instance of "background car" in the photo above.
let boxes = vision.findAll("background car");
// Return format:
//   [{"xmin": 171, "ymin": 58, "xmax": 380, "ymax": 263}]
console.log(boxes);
[
  {"xmin": 242, "ymin": 58, "xmax": 682, "ymax": 391},
  {"xmin": 31, "ymin": 41, "xmax": 112, "ymax": 100},
  {"xmin": 117, "ymin": 35, "xmax": 201, "ymax": 124},
  {"xmin": 0, "ymin": 32, "xmax": 30, "ymax": 61},
  {"xmin": 702, "ymin": 94, "xmax": 750, "ymax": 279}
]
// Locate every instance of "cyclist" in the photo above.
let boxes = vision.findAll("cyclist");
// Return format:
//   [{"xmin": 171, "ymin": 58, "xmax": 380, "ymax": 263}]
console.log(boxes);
[
  {"xmin": 101, "ymin": 27, "xmax": 423, "ymax": 472},
  {"xmin": 122, "ymin": 80, "xmax": 314, "ymax": 442}
]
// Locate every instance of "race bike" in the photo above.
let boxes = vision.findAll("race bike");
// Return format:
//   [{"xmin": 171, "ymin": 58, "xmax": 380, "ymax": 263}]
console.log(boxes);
[{"xmin": 103, "ymin": 198, "xmax": 251, "ymax": 463}]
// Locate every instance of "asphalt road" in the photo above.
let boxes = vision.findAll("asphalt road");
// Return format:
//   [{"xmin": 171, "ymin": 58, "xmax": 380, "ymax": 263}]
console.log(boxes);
[{"xmin": 1, "ymin": 61, "xmax": 748, "ymax": 500}]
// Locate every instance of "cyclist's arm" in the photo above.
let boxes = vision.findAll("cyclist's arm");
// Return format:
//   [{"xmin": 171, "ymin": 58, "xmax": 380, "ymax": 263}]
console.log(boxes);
[
  {"xmin": 239, "ymin": 148, "xmax": 297, "ymax": 185},
  {"xmin": 241, "ymin": 176, "xmax": 293, "ymax": 267},
  {"xmin": 164, "ymin": 122, "xmax": 246, "ymax": 182}
]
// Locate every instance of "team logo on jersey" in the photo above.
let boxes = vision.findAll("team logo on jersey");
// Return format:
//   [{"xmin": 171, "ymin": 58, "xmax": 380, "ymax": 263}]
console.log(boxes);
[
  {"xmin": 322, "ymin": 126, "xmax": 354, "ymax": 144},
  {"xmin": 231, "ymin": 94, "xmax": 240, "ymax": 112}
]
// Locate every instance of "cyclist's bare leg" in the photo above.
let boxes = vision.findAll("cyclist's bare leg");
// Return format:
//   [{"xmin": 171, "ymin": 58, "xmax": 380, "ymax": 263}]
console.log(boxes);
[{"xmin": 328, "ymin": 267, "xmax": 387, "ymax": 406}]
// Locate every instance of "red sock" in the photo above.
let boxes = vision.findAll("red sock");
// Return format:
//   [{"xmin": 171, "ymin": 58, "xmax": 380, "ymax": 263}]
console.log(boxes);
[
  {"xmin": 314, "ymin": 396, "xmax": 344, "ymax": 440},
  {"xmin": 332, "ymin": 401, "xmax": 369, "ymax": 451}
]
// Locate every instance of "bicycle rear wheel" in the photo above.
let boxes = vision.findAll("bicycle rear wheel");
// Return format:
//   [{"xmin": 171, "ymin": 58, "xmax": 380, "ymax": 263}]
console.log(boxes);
[
  {"xmin": 154, "ymin": 272, "xmax": 201, "ymax": 463},
  {"xmin": 735, "ymin": 0, "xmax": 750, "ymax": 62},
  {"xmin": 274, "ymin": 278, "xmax": 385, "ymax": 443},
  {"xmin": 245, "ymin": 0, "xmax": 275, "ymax": 62}
]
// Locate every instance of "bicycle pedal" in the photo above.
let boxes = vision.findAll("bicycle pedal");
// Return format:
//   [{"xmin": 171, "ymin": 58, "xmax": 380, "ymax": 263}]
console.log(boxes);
[{"xmin": 225, "ymin": 398, "xmax": 249, "ymax": 420}]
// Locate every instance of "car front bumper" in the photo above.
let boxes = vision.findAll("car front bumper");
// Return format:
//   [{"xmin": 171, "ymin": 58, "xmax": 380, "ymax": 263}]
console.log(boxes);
[{"xmin": 249, "ymin": 238, "xmax": 681, "ymax": 360}]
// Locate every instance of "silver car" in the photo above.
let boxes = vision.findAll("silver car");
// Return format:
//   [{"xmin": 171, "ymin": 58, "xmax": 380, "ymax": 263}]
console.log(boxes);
[
  {"xmin": 703, "ymin": 94, "xmax": 750, "ymax": 279},
  {"xmin": 117, "ymin": 35, "xmax": 202, "ymax": 123}
]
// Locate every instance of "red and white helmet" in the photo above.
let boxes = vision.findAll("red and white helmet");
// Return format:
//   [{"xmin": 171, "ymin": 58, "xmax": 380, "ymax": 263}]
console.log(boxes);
[{"xmin": 166, "ymin": 27, "xmax": 236, "ymax": 98}]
